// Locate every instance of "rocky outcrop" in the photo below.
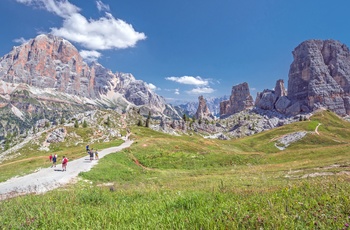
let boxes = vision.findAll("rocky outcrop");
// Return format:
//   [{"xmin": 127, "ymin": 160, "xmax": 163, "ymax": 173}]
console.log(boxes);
[
  {"xmin": 255, "ymin": 89, "xmax": 275, "ymax": 110},
  {"xmin": 274, "ymin": 79, "xmax": 287, "ymax": 98},
  {"xmin": 256, "ymin": 40, "xmax": 350, "ymax": 116},
  {"xmin": 46, "ymin": 127, "xmax": 67, "ymax": 143},
  {"xmin": 0, "ymin": 34, "xmax": 166, "ymax": 113},
  {"xmin": 194, "ymin": 96, "xmax": 213, "ymax": 120},
  {"xmin": 255, "ymin": 79, "xmax": 290, "ymax": 113},
  {"xmin": 220, "ymin": 82, "xmax": 254, "ymax": 117},
  {"xmin": 287, "ymin": 39, "xmax": 350, "ymax": 116}
]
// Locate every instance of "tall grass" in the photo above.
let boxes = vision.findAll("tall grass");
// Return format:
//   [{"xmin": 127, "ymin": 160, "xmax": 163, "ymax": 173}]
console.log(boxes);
[{"xmin": 1, "ymin": 177, "xmax": 349, "ymax": 229}]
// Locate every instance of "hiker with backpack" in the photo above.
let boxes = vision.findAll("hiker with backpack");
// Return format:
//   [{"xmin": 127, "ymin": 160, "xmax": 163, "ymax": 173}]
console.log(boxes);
[
  {"xmin": 62, "ymin": 156, "xmax": 68, "ymax": 171},
  {"xmin": 52, "ymin": 154, "xmax": 57, "ymax": 168},
  {"xmin": 89, "ymin": 148, "xmax": 94, "ymax": 161}
]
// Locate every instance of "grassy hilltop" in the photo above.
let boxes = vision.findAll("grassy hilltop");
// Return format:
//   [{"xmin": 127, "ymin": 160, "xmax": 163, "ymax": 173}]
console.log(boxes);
[{"xmin": 1, "ymin": 110, "xmax": 350, "ymax": 229}]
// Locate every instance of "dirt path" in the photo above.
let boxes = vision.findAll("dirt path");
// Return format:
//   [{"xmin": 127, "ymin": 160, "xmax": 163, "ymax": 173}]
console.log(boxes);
[
  {"xmin": 315, "ymin": 123, "xmax": 321, "ymax": 135},
  {"xmin": 0, "ymin": 137, "xmax": 133, "ymax": 200},
  {"xmin": 0, "ymin": 156, "xmax": 47, "ymax": 168}
]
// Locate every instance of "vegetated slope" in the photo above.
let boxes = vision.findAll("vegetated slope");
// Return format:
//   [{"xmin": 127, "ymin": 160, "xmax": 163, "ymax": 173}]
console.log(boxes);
[
  {"xmin": 1, "ymin": 110, "xmax": 350, "ymax": 229},
  {"xmin": 82, "ymin": 110, "xmax": 350, "ymax": 187},
  {"xmin": 0, "ymin": 109, "xmax": 130, "ymax": 182}
]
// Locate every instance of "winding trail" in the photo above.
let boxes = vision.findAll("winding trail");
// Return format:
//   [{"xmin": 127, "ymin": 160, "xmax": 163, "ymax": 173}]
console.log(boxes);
[
  {"xmin": 315, "ymin": 123, "xmax": 321, "ymax": 135},
  {"xmin": 0, "ymin": 137, "xmax": 133, "ymax": 200}
]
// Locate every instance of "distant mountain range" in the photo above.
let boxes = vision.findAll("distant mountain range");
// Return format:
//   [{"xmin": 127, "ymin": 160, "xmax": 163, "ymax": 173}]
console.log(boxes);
[{"xmin": 174, "ymin": 96, "xmax": 229, "ymax": 117}]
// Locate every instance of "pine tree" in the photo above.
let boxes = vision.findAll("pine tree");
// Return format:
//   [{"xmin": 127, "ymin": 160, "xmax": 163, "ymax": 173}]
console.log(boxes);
[
  {"xmin": 146, "ymin": 111, "xmax": 151, "ymax": 128},
  {"xmin": 137, "ymin": 120, "xmax": 143, "ymax": 126},
  {"xmin": 183, "ymin": 114, "xmax": 187, "ymax": 122},
  {"xmin": 74, "ymin": 120, "xmax": 79, "ymax": 128},
  {"xmin": 82, "ymin": 120, "xmax": 88, "ymax": 128},
  {"xmin": 105, "ymin": 116, "xmax": 111, "ymax": 127},
  {"xmin": 4, "ymin": 133, "xmax": 11, "ymax": 150},
  {"xmin": 60, "ymin": 116, "xmax": 65, "ymax": 125}
]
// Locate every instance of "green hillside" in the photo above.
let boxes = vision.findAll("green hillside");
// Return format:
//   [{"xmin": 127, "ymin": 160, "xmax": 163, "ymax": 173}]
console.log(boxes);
[{"xmin": 1, "ymin": 110, "xmax": 350, "ymax": 229}]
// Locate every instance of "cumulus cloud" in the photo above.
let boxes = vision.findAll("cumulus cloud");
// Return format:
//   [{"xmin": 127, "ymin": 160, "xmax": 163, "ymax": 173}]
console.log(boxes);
[
  {"xmin": 79, "ymin": 50, "xmax": 102, "ymax": 62},
  {"xmin": 16, "ymin": 0, "xmax": 146, "ymax": 52},
  {"xmin": 165, "ymin": 76, "xmax": 208, "ymax": 86},
  {"xmin": 187, "ymin": 87, "xmax": 214, "ymax": 94},
  {"xmin": 175, "ymin": 89, "xmax": 180, "ymax": 95},
  {"xmin": 147, "ymin": 83, "xmax": 160, "ymax": 91},
  {"xmin": 96, "ymin": 0, "xmax": 110, "ymax": 12},
  {"xmin": 13, "ymin": 37, "xmax": 29, "ymax": 44}
]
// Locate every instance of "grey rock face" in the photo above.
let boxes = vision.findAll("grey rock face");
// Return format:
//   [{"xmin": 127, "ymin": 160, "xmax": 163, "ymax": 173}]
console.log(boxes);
[
  {"xmin": 255, "ymin": 89, "xmax": 275, "ymax": 110},
  {"xmin": 195, "ymin": 95, "xmax": 213, "ymax": 120},
  {"xmin": 46, "ymin": 128, "xmax": 66, "ymax": 143},
  {"xmin": 274, "ymin": 79, "xmax": 287, "ymax": 98},
  {"xmin": 255, "ymin": 79, "xmax": 287, "ymax": 113},
  {"xmin": 220, "ymin": 82, "xmax": 254, "ymax": 117},
  {"xmin": 256, "ymin": 40, "xmax": 350, "ymax": 117},
  {"xmin": 275, "ymin": 96, "xmax": 291, "ymax": 114},
  {"xmin": 288, "ymin": 39, "xmax": 350, "ymax": 116}
]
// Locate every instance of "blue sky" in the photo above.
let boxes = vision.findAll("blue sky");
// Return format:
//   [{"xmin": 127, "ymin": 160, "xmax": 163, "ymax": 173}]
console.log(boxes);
[{"xmin": 1, "ymin": 0, "xmax": 350, "ymax": 104}]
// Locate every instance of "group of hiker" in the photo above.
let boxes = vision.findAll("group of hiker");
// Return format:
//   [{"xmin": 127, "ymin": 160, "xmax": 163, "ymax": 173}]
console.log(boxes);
[
  {"xmin": 86, "ymin": 145, "xmax": 99, "ymax": 161},
  {"xmin": 49, "ymin": 154, "xmax": 68, "ymax": 171},
  {"xmin": 48, "ymin": 144, "xmax": 99, "ymax": 171}
]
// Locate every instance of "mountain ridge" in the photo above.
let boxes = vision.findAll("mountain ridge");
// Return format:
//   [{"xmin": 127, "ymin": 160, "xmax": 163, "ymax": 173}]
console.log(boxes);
[{"xmin": 0, "ymin": 34, "xmax": 167, "ymax": 113}]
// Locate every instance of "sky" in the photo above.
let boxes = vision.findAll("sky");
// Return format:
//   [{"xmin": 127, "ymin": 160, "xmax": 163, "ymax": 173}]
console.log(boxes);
[{"xmin": 1, "ymin": 0, "xmax": 350, "ymax": 104}]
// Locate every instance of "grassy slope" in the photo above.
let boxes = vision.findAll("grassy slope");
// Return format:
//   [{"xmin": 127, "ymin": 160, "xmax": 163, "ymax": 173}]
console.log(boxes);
[{"xmin": 1, "ymin": 110, "xmax": 350, "ymax": 229}]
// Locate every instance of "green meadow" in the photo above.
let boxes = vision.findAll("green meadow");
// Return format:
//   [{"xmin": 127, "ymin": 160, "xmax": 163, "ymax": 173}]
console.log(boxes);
[{"xmin": 1, "ymin": 110, "xmax": 350, "ymax": 229}]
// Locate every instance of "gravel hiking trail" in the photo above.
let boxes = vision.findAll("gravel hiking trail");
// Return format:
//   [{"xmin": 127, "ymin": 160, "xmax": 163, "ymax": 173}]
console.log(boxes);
[{"xmin": 0, "ymin": 137, "xmax": 133, "ymax": 200}]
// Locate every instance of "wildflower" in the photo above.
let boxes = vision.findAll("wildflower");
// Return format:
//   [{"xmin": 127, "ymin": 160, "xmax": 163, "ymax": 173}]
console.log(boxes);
[{"xmin": 345, "ymin": 223, "xmax": 349, "ymax": 228}]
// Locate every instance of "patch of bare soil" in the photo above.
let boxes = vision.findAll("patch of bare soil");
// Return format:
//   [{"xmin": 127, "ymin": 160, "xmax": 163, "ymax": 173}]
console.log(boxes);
[{"xmin": 285, "ymin": 163, "xmax": 350, "ymax": 179}]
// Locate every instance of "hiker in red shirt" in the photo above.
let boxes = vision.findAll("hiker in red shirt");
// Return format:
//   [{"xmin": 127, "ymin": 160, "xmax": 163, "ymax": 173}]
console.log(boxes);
[
  {"xmin": 62, "ymin": 156, "xmax": 68, "ymax": 171},
  {"xmin": 49, "ymin": 154, "xmax": 53, "ymax": 162}
]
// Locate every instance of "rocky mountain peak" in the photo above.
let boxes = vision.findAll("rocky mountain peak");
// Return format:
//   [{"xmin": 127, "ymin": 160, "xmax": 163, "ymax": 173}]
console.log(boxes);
[
  {"xmin": 287, "ymin": 39, "xmax": 350, "ymax": 115},
  {"xmin": 220, "ymin": 82, "xmax": 254, "ymax": 117},
  {"xmin": 255, "ymin": 39, "xmax": 350, "ymax": 116},
  {"xmin": 194, "ymin": 95, "xmax": 213, "ymax": 120},
  {"xmin": 0, "ymin": 34, "xmax": 167, "ymax": 113}
]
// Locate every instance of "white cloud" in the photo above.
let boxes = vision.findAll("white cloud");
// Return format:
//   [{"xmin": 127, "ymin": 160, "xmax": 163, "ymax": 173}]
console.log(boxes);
[
  {"xmin": 175, "ymin": 89, "xmax": 180, "ymax": 95},
  {"xmin": 13, "ymin": 37, "xmax": 29, "ymax": 44},
  {"xmin": 250, "ymin": 87, "xmax": 256, "ymax": 91},
  {"xmin": 16, "ymin": 0, "xmax": 79, "ymax": 18},
  {"xmin": 96, "ymin": 0, "xmax": 110, "ymax": 12},
  {"xmin": 187, "ymin": 87, "xmax": 215, "ymax": 94},
  {"xmin": 147, "ymin": 83, "xmax": 160, "ymax": 91},
  {"xmin": 165, "ymin": 76, "xmax": 208, "ymax": 86},
  {"xmin": 79, "ymin": 50, "xmax": 101, "ymax": 62},
  {"xmin": 17, "ymin": 0, "xmax": 146, "ymax": 51}
]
